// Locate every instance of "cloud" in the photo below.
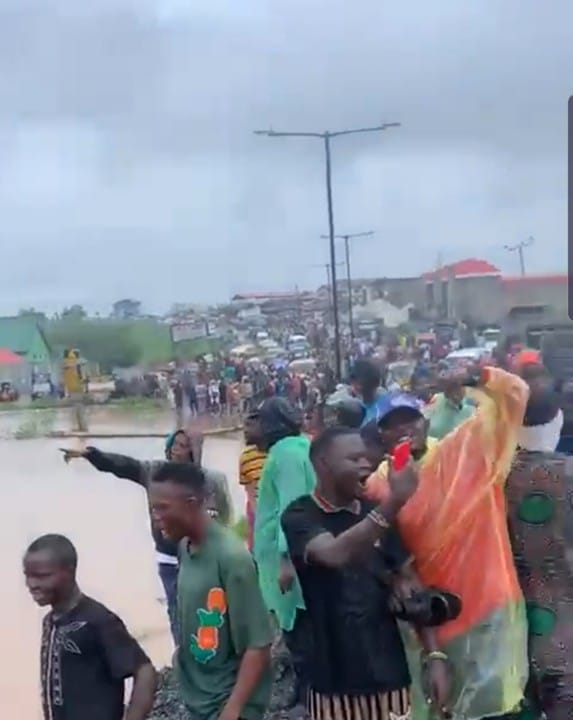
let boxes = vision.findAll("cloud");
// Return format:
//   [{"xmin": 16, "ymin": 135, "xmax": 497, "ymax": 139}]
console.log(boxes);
[{"xmin": 0, "ymin": 0, "xmax": 569, "ymax": 314}]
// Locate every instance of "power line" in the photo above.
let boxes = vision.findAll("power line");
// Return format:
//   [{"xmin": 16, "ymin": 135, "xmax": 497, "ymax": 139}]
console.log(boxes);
[
  {"xmin": 504, "ymin": 236, "xmax": 534, "ymax": 276},
  {"xmin": 254, "ymin": 122, "xmax": 400, "ymax": 379}
]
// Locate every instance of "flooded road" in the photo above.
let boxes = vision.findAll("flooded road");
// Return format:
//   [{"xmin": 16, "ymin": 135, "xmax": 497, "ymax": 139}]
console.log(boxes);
[{"xmin": 1, "ymin": 407, "xmax": 244, "ymax": 720}]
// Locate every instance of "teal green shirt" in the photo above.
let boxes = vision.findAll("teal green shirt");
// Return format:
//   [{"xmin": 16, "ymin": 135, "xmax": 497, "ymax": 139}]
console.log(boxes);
[
  {"xmin": 176, "ymin": 522, "xmax": 273, "ymax": 720},
  {"xmin": 425, "ymin": 393, "xmax": 475, "ymax": 440},
  {"xmin": 253, "ymin": 434, "xmax": 316, "ymax": 631}
]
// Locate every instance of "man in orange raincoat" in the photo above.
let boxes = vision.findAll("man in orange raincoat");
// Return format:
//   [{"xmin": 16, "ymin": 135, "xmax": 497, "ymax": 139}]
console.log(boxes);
[{"xmin": 365, "ymin": 367, "xmax": 530, "ymax": 720}]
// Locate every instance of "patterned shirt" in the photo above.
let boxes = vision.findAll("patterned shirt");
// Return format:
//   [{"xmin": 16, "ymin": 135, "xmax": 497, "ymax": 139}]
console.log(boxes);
[
  {"xmin": 41, "ymin": 595, "xmax": 149, "ymax": 720},
  {"xmin": 506, "ymin": 450, "xmax": 573, "ymax": 711}
]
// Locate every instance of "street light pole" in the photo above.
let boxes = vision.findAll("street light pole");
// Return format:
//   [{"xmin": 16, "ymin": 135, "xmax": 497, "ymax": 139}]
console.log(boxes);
[
  {"xmin": 254, "ymin": 122, "xmax": 400, "ymax": 380},
  {"xmin": 322, "ymin": 230, "xmax": 375, "ymax": 340},
  {"xmin": 323, "ymin": 134, "xmax": 340, "ymax": 376}
]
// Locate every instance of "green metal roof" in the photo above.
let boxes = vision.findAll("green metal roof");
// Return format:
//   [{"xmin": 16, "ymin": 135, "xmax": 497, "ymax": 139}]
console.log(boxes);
[{"xmin": 0, "ymin": 316, "xmax": 49, "ymax": 356}]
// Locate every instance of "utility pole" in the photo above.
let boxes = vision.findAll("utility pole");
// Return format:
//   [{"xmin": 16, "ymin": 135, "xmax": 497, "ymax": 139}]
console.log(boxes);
[
  {"xmin": 254, "ymin": 122, "xmax": 400, "ymax": 380},
  {"xmin": 322, "ymin": 231, "xmax": 375, "ymax": 340},
  {"xmin": 504, "ymin": 236, "xmax": 534, "ymax": 276}
]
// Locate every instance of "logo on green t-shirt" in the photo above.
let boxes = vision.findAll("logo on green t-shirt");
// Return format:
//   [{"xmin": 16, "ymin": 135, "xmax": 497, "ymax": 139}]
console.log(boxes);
[{"xmin": 190, "ymin": 587, "xmax": 228, "ymax": 664}]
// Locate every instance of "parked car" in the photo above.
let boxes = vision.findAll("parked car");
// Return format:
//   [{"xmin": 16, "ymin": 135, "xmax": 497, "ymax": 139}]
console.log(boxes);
[
  {"xmin": 0, "ymin": 381, "xmax": 19, "ymax": 402},
  {"xmin": 32, "ymin": 379, "xmax": 52, "ymax": 400}
]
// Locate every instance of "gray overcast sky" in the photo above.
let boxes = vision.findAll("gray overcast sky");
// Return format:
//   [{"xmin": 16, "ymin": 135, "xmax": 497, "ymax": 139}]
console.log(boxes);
[{"xmin": 0, "ymin": 0, "xmax": 570, "ymax": 315}]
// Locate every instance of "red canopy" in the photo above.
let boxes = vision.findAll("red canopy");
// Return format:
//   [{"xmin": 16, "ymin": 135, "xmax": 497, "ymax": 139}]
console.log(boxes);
[{"xmin": 0, "ymin": 348, "xmax": 23, "ymax": 365}]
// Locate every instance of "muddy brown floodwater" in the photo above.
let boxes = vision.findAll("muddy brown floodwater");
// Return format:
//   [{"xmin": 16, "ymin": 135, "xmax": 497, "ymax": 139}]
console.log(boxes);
[{"xmin": 0, "ymin": 407, "xmax": 245, "ymax": 720}]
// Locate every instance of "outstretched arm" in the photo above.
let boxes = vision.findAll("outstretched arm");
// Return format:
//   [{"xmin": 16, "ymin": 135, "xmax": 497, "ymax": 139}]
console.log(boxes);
[{"xmin": 61, "ymin": 446, "xmax": 147, "ymax": 486}]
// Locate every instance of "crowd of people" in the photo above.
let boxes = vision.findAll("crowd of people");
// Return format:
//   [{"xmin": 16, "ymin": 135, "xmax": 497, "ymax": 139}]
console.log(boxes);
[
  {"xmin": 169, "ymin": 358, "xmax": 331, "ymax": 426},
  {"xmin": 24, "ymin": 349, "xmax": 572, "ymax": 720}
]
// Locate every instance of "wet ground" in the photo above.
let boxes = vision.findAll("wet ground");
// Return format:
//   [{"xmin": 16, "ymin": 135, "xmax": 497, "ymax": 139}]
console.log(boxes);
[{"xmin": 1, "ymin": 406, "xmax": 245, "ymax": 720}]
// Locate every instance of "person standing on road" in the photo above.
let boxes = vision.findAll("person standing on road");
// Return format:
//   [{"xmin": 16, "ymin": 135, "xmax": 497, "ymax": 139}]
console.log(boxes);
[
  {"xmin": 365, "ymin": 369, "xmax": 530, "ymax": 720},
  {"xmin": 239, "ymin": 411, "xmax": 267, "ymax": 552},
  {"xmin": 172, "ymin": 379, "xmax": 184, "ymax": 427},
  {"xmin": 349, "ymin": 359, "xmax": 386, "ymax": 427},
  {"xmin": 24, "ymin": 533, "xmax": 157, "ymax": 720},
  {"xmin": 506, "ymin": 363, "xmax": 572, "ymax": 719},
  {"xmin": 253, "ymin": 397, "xmax": 317, "ymax": 709},
  {"xmin": 60, "ymin": 429, "xmax": 231, "ymax": 646},
  {"xmin": 281, "ymin": 428, "xmax": 452, "ymax": 720},
  {"xmin": 424, "ymin": 377, "xmax": 475, "ymax": 439},
  {"xmin": 149, "ymin": 462, "xmax": 273, "ymax": 720}
]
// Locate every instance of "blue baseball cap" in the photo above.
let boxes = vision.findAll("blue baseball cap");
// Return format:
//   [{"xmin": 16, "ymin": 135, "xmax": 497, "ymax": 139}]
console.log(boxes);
[{"xmin": 376, "ymin": 391, "xmax": 424, "ymax": 425}]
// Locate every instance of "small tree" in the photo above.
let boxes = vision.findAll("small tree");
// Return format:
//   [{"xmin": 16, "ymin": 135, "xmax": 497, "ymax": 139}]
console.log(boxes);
[
  {"xmin": 111, "ymin": 299, "xmax": 142, "ymax": 320},
  {"xmin": 61, "ymin": 305, "xmax": 87, "ymax": 321}
]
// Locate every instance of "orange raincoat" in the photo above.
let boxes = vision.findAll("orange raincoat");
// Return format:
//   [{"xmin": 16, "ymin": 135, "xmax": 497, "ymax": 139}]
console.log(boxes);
[{"xmin": 366, "ymin": 367, "xmax": 530, "ymax": 720}]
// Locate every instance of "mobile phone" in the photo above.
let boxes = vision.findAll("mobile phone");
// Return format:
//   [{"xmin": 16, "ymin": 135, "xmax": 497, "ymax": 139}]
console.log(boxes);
[{"xmin": 392, "ymin": 439, "xmax": 412, "ymax": 471}]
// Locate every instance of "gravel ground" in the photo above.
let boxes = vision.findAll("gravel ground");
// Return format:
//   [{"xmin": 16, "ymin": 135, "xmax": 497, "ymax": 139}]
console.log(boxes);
[{"xmin": 149, "ymin": 637, "xmax": 305, "ymax": 720}]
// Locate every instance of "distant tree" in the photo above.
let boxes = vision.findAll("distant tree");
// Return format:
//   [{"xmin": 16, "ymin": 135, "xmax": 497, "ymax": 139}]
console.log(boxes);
[
  {"xmin": 46, "ymin": 319, "xmax": 140, "ymax": 372},
  {"xmin": 18, "ymin": 308, "xmax": 47, "ymax": 322},
  {"xmin": 61, "ymin": 304, "xmax": 87, "ymax": 321},
  {"xmin": 111, "ymin": 298, "xmax": 142, "ymax": 320}
]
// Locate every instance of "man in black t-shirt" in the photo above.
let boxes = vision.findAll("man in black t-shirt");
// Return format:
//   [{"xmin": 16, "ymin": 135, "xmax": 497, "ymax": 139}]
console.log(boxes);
[
  {"xmin": 281, "ymin": 427, "xmax": 450, "ymax": 720},
  {"xmin": 23, "ymin": 534, "xmax": 157, "ymax": 720}
]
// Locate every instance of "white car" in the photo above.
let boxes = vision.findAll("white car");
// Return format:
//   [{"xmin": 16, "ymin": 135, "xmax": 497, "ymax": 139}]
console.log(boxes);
[
  {"xmin": 445, "ymin": 347, "xmax": 490, "ymax": 368},
  {"xmin": 32, "ymin": 379, "xmax": 52, "ymax": 399}
]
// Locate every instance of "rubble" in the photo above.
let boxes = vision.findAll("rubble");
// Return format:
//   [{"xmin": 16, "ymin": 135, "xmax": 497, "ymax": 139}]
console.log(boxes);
[{"xmin": 149, "ymin": 636, "xmax": 305, "ymax": 720}]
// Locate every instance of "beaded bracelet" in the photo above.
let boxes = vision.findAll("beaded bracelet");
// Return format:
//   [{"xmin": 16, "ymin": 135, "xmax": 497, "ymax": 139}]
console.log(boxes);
[{"xmin": 425, "ymin": 650, "xmax": 448, "ymax": 663}]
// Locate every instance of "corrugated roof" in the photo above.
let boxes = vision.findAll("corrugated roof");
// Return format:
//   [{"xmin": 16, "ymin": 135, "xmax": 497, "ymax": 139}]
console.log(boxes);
[
  {"xmin": 0, "ymin": 316, "xmax": 49, "ymax": 356},
  {"xmin": 232, "ymin": 292, "xmax": 301, "ymax": 300},
  {"xmin": 422, "ymin": 258, "xmax": 501, "ymax": 280}
]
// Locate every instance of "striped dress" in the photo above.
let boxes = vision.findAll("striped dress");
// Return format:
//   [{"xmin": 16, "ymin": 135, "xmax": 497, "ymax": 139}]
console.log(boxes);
[{"xmin": 239, "ymin": 444, "xmax": 267, "ymax": 551}]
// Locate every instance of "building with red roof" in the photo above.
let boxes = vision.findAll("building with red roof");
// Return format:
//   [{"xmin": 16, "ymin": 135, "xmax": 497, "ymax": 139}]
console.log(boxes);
[
  {"xmin": 229, "ymin": 259, "xmax": 568, "ymax": 327},
  {"xmin": 0, "ymin": 347, "xmax": 27, "ymax": 393},
  {"xmin": 501, "ymin": 273, "xmax": 567, "ymax": 287},
  {"xmin": 421, "ymin": 258, "xmax": 568, "ymax": 324},
  {"xmin": 501, "ymin": 273, "xmax": 568, "ymax": 317},
  {"xmin": 422, "ymin": 258, "xmax": 501, "ymax": 281},
  {"xmin": 0, "ymin": 348, "xmax": 23, "ymax": 364}
]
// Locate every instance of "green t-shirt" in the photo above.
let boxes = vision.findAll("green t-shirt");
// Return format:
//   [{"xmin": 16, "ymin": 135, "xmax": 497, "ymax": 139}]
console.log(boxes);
[{"xmin": 176, "ymin": 522, "xmax": 273, "ymax": 720}]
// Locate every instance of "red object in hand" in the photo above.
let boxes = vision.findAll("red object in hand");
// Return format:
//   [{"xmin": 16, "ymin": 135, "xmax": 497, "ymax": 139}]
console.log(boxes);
[{"xmin": 392, "ymin": 439, "xmax": 412, "ymax": 471}]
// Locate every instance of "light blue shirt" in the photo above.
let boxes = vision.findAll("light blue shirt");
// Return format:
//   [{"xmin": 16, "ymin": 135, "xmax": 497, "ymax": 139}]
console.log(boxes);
[{"xmin": 361, "ymin": 389, "xmax": 388, "ymax": 427}]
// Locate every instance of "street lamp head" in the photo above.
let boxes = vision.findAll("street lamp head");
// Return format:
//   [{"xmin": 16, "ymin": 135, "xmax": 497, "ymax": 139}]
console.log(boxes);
[{"xmin": 321, "ymin": 230, "xmax": 375, "ymax": 241}]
